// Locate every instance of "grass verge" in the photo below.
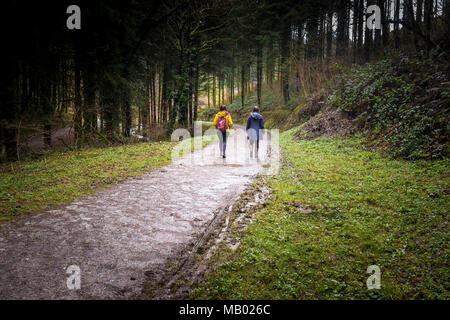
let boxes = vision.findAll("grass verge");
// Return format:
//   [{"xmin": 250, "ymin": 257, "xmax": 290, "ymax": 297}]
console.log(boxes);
[
  {"xmin": 191, "ymin": 128, "xmax": 449, "ymax": 299},
  {"xmin": 0, "ymin": 134, "xmax": 217, "ymax": 222},
  {"xmin": 0, "ymin": 141, "xmax": 175, "ymax": 221}
]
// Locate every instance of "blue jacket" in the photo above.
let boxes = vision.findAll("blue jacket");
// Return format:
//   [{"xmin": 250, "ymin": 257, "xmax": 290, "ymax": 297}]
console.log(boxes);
[{"xmin": 246, "ymin": 112, "xmax": 264, "ymax": 140}]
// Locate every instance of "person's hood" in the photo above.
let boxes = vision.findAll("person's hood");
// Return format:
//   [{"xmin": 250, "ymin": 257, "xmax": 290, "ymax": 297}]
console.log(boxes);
[
  {"xmin": 217, "ymin": 111, "xmax": 228, "ymax": 117},
  {"xmin": 250, "ymin": 112, "xmax": 262, "ymax": 119}
]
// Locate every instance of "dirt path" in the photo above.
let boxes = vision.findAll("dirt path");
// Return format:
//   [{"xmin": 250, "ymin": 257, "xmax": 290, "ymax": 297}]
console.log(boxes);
[{"xmin": 0, "ymin": 127, "xmax": 276, "ymax": 299}]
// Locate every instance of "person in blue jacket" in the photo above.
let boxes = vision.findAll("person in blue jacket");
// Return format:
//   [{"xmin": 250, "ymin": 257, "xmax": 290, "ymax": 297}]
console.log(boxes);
[{"xmin": 246, "ymin": 106, "xmax": 264, "ymax": 158}]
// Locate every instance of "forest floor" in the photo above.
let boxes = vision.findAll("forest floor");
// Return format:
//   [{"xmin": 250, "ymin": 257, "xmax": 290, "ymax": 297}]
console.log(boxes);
[{"xmin": 0, "ymin": 126, "xmax": 274, "ymax": 299}]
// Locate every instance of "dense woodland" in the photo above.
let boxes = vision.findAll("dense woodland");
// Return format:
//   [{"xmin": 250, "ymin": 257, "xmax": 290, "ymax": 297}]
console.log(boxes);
[{"xmin": 1, "ymin": 0, "xmax": 449, "ymax": 161}]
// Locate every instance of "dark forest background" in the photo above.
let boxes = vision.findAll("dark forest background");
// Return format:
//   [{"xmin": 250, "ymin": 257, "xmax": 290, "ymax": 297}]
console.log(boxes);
[{"xmin": 1, "ymin": 0, "xmax": 449, "ymax": 161}]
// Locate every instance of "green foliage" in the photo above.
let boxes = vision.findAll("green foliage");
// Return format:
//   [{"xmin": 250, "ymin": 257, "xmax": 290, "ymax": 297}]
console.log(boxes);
[
  {"xmin": 264, "ymin": 109, "xmax": 292, "ymax": 130},
  {"xmin": 192, "ymin": 129, "xmax": 449, "ymax": 299},
  {"xmin": 199, "ymin": 107, "xmax": 219, "ymax": 122},
  {"xmin": 330, "ymin": 55, "xmax": 449, "ymax": 159}
]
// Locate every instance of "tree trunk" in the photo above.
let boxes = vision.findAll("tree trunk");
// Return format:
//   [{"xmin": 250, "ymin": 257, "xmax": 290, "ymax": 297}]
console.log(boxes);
[
  {"xmin": 306, "ymin": 15, "xmax": 319, "ymax": 59},
  {"xmin": 207, "ymin": 75, "xmax": 210, "ymax": 108},
  {"xmin": 394, "ymin": 0, "xmax": 400, "ymax": 48},
  {"xmin": 74, "ymin": 53, "xmax": 82, "ymax": 144},
  {"xmin": 121, "ymin": 74, "xmax": 132, "ymax": 137},
  {"xmin": 365, "ymin": 0, "xmax": 375, "ymax": 61},
  {"xmin": 188, "ymin": 62, "xmax": 193, "ymax": 126},
  {"xmin": 357, "ymin": 0, "xmax": 364, "ymax": 52},
  {"xmin": 336, "ymin": 0, "xmax": 348, "ymax": 58},
  {"xmin": 41, "ymin": 67, "xmax": 52, "ymax": 148},
  {"xmin": 445, "ymin": 0, "xmax": 450, "ymax": 50},
  {"xmin": 256, "ymin": 43, "xmax": 263, "ymax": 107},
  {"xmin": 403, "ymin": 0, "xmax": 414, "ymax": 49},
  {"xmin": 176, "ymin": 56, "xmax": 189, "ymax": 127},
  {"xmin": 0, "ymin": 56, "xmax": 16, "ymax": 160},
  {"xmin": 83, "ymin": 69, "xmax": 97, "ymax": 133},
  {"xmin": 161, "ymin": 63, "xmax": 170, "ymax": 123},
  {"xmin": 266, "ymin": 39, "xmax": 274, "ymax": 88},
  {"xmin": 280, "ymin": 24, "xmax": 290, "ymax": 105},
  {"xmin": 230, "ymin": 66, "xmax": 234, "ymax": 104},
  {"xmin": 218, "ymin": 75, "xmax": 221, "ymax": 106},
  {"xmin": 326, "ymin": 10, "xmax": 333, "ymax": 59},
  {"xmin": 152, "ymin": 71, "xmax": 157, "ymax": 124},
  {"xmin": 241, "ymin": 64, "xmax": 245, "ymax": 107},
  {"xmin": 212, "ymin": 74, "xmax": 216, "ymax": 107},
  {"xmin": 417, "ymin": 0, "xmax": 423, "ymax": 24},
  {"xmin": 193, "ymin": 61, "xmax": 199, "ymax": 122},
  {"xmin": 353, "ymin": 0, "xmax": 359, "ymax": 62},
  {"xmin": 424, "ymin": 0, "xmax": 433, "ymax": 53},
  {"xmin": 382, "ymin": 0, "xmax": 390, "ymax": 48},
  {"xmin": 374, "ymin": 0, "xmax": 385, "ymax": 54}
]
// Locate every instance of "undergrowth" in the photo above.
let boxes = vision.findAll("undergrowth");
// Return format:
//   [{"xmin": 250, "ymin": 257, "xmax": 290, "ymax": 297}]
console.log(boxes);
[{"xmin": 329, "ymin": 53, "xmax": 449, "ymax": 159}]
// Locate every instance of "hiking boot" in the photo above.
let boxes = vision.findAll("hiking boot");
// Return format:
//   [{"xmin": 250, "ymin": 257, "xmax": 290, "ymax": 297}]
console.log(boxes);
[{"xmin": 223, "ymin": 154, "xmax": 226, "ymax": 159}]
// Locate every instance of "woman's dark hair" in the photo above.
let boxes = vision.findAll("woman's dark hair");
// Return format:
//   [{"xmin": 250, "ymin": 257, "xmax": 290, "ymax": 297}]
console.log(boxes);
[
  {"xmin": 220, "ymin": 105, "xmax": 227, "ymax": 111},
  {"xmin": 253, "ymin": 106, "xmax": 260, "ymax": 112}
]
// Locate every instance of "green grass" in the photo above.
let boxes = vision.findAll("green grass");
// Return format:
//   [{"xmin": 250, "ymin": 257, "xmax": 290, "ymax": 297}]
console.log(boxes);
[
  {"xmin": 0, "ymin": 142, "xmax": 175, "ymax": 221},
  {"xmin": 191, "ymin": 128, "xmax": 449, "ymax": 299},
  {"xmin": 0, "ymin": 135, "xmax": 217, "ymax": 221}
]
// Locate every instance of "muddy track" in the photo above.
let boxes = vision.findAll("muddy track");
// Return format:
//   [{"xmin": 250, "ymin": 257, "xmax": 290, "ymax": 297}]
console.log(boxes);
[
  {"xmin": 142, "ymin": 176, "xmax": 272, "ymax": 299},
  {"xmin": 0, "ymin": 126, "xmax": 276, "ymax": 299}
]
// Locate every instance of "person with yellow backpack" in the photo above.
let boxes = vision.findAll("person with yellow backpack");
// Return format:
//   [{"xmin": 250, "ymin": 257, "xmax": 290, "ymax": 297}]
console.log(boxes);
[{"xmin": 213, "ymin": 105, "xmax": 233, "ymax": 158}]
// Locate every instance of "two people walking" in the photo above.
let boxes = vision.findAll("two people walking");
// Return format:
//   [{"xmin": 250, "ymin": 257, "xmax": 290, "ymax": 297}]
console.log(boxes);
[{"xmin": 213, "ymin": 104, "xmax": 264, "ymax": 159}]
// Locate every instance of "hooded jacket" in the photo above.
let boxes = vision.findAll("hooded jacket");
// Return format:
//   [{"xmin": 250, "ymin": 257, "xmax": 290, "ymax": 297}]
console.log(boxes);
[
  {"xmin": 246, "ymin": 112, "xmax": 264, "ymax": 140},
  {"xmin": 213, "ymin": 111, "xmax": 233, "ymax": 130}
]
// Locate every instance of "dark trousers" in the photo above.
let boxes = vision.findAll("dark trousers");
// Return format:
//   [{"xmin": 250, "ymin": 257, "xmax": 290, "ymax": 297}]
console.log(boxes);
[
  {"xmin": 249, "ymin": 138, "xmax": 259, "ymax": 151},
  {"xmin": 217, "ymin": 130, "xmax": 229, "ymax": 155}
]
